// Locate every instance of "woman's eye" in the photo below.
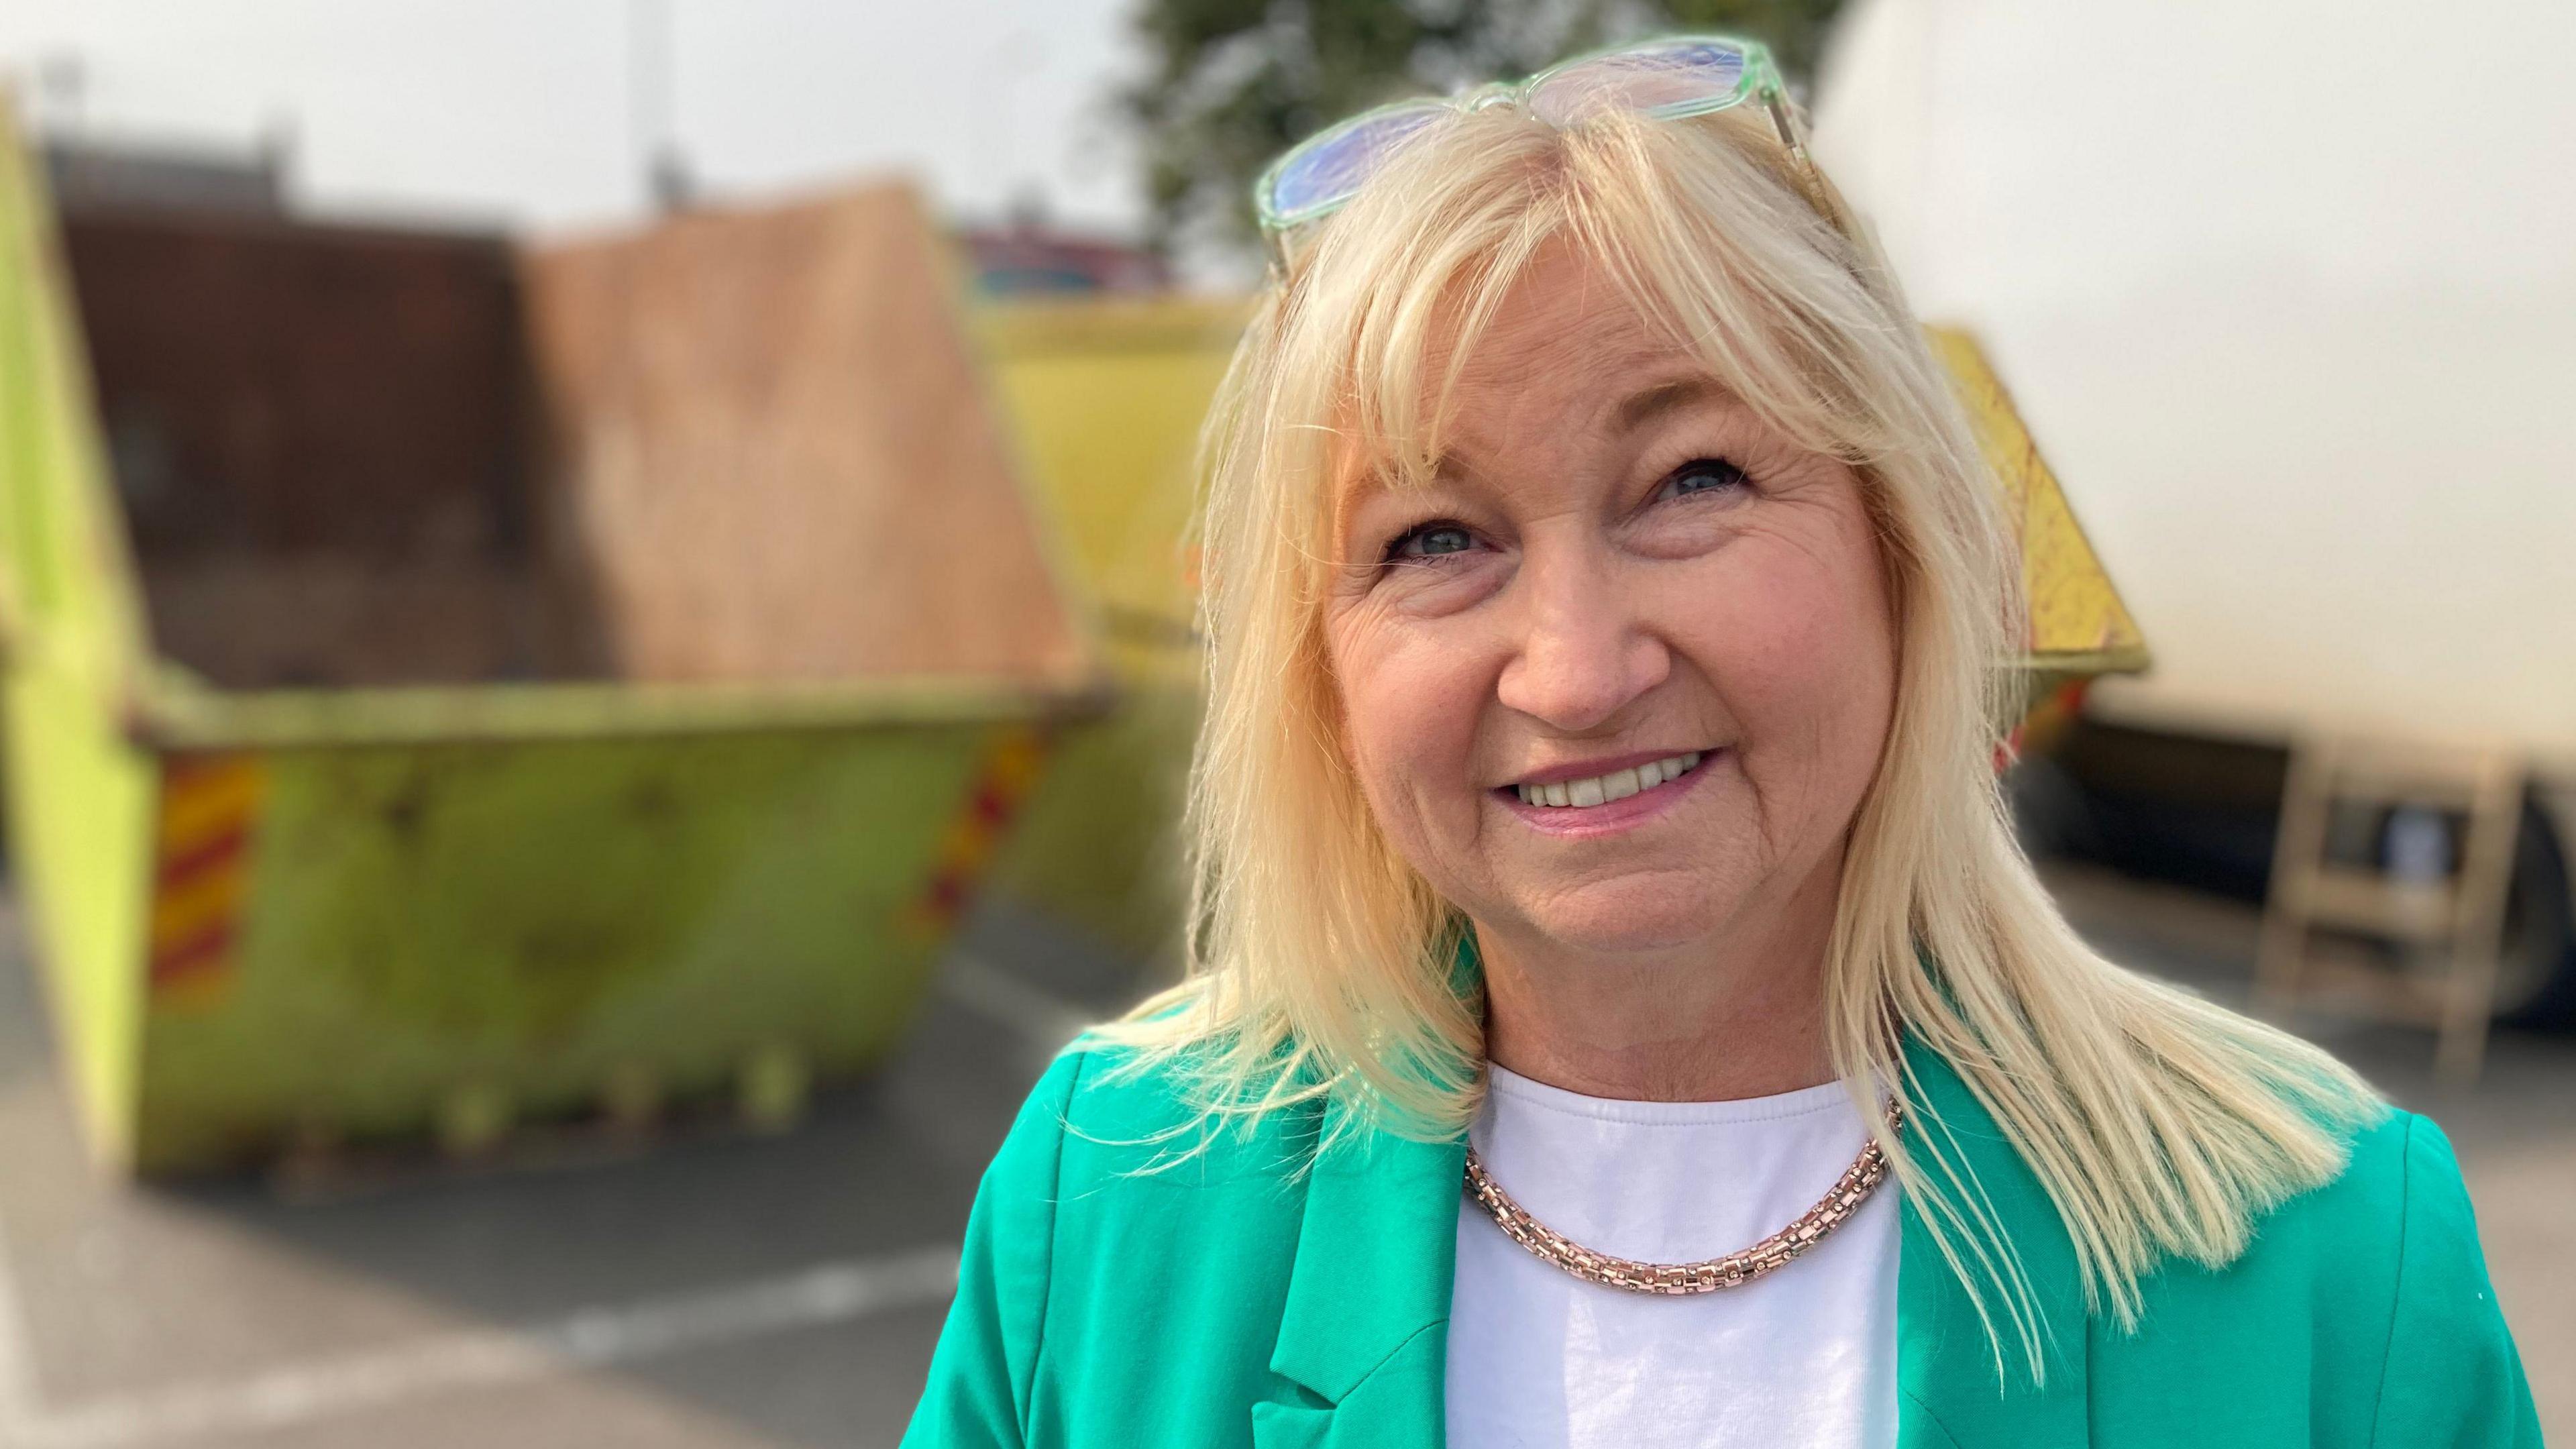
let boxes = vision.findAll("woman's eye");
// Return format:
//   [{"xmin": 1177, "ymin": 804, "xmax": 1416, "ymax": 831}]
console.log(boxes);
[
  {"xmin": 1658, "ymin": 457, "xmax": 1750, "ymax": 502},
  {"xmin": 1385, "ymin": 521, "xmax": 1477, "ymax": 563}
]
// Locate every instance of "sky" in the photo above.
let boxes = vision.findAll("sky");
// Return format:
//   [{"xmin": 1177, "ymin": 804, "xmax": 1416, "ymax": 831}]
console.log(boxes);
[{"xmin": 0, "ymin": 0, "xmax": 1150, "ymax": 239}]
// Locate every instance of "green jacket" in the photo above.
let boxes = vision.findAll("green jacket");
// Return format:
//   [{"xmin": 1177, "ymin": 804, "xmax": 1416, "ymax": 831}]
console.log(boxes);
[{"xmin": 904, "ymin": 1034, "xmax": 2540, "ymax": 1447}]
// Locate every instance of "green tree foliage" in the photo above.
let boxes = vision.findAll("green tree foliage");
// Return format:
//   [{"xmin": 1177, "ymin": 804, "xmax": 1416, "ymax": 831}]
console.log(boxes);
[{"xmin": 1126, "ymin": 0, "xmax": 1849, "ymax": 256}]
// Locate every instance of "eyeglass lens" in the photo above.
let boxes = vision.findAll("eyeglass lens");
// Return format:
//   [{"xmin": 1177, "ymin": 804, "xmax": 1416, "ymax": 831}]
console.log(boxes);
[
  {"xmin": 1527, "ymin": 42, "xmax": 1748, "ymax": 127},
  {"xmin": 1265, "ymin": 105, "xmax": 1449, "ymax": 225}
]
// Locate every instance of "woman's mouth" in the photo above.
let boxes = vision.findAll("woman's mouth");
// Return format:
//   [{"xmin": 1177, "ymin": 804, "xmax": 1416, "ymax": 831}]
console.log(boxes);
[
  {"xmin": 1493, "ymin": 748, "xmax": 1718, "ymax": 836},
  {"xmin": 1508, "ymin": 750, "xmax": 1705, "ymax": 809}
]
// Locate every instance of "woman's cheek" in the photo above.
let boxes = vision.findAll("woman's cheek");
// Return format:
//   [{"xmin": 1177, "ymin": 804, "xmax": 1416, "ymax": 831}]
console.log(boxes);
[
  {"xmin": 1346, "ymin": 630, "xmax": 1487, "ymax": 824},
  {"xmin": 1680, "ymin": 541, "xmax": 1878, "ymax": 725},
  {"xmin": 1334, "ymin": 611, "xmax": 1448, "ymax": 763}
]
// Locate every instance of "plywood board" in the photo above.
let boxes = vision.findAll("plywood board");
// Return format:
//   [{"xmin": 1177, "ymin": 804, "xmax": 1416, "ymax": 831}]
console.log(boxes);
[{"xmin": 521, "ymin": 183, "xmax": 1090, "ymax": 688}]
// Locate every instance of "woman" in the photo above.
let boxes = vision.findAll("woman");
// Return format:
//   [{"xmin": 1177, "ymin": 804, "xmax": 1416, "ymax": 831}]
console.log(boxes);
[{"xmin": 905, "ymin": 36, "xmax": 2538, "ymax": 1449}]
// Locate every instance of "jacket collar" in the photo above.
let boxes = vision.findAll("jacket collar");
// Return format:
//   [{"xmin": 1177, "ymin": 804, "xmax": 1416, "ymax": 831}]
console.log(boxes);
[{"xmin": 1259, "ymin": 942, "xmax": 2089, "ymax": 1447}]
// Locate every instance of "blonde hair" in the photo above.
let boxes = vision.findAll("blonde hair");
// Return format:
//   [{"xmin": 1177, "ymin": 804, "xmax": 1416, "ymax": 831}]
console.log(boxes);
[{"xmin": 1091, "ymin": 91, "xmax": 2379, "ymax": 1379}]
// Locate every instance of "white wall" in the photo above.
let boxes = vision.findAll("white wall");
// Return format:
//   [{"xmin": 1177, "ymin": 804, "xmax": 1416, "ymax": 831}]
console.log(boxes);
[{"xmin": 1813, "ymin": 0, "xmax": 2576, "ymax": 757}]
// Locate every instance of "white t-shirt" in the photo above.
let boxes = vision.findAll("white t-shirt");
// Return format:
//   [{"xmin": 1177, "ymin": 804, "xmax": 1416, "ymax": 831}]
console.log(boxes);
[{"xmin": 1444, "ymin": 1064, "xmax": 1900, "ymax": 1449}]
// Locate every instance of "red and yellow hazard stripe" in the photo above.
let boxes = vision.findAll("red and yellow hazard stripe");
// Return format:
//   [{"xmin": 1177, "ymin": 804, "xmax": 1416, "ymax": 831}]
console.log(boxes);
[
  {"xmin": 148, "ymin": 753, "xmax": 266, "ymax": 1008},
  {"xmin": 906, "ymin": 724, "xmax": 1052, "ymax": 941}
]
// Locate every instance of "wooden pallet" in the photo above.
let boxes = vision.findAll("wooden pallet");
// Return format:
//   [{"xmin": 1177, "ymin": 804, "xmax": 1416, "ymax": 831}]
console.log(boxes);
[{"xmin": 2256, "ymin": 736, "xmax": 2522, "ymax": 1086}]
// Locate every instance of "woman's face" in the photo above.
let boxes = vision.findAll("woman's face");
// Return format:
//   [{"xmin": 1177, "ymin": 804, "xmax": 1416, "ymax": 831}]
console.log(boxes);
[{"xmin": 1322, "ymin": 246, "xmax": 1898, "ymax": 959}]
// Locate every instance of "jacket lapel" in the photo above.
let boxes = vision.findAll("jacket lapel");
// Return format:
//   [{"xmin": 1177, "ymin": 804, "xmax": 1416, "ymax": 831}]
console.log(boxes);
[
  {"xmin": 1894, "ymin": 1040, "xmax": 2091, "ymax": 1447},
  {"xmin": 1258, "ymin": 1095, "xmax": 1465, "ymax": 1449}
]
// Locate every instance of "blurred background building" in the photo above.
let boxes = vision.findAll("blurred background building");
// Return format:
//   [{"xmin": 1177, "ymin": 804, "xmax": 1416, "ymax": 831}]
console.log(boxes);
[{"xmin": 0, "ymin": 1, "xmax": 2567, "ymax": 1444}]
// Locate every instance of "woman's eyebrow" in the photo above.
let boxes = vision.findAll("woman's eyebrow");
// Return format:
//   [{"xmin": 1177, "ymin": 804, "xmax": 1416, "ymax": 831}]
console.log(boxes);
[
  {"xmin": 1375, "ymin": 378, "xmax": 1719, "ymax": 506},
  {"xmin": 1333, "ymin": 465, "xmax": 1438, "ymax": 543},
  {"xmin": 1611, "ymin": 374, "xmax": 1726, "ymax": 435}
]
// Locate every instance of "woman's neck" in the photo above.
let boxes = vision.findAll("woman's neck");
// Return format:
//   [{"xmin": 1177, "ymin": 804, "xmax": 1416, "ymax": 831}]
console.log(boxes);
[{"xmin": 1474, "ymin": 854, "xmax": 1841, "ymax": 1102}]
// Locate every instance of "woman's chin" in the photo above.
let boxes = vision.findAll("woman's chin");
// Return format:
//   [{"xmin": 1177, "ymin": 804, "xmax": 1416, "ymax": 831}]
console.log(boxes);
[
  {"xmin": 1485, "ymin": 861, "xmax": 1751, "ymax": 955},
  {"xmin": 1515, "ymin": 894, "xmax": 1735, "ymax": 957}
]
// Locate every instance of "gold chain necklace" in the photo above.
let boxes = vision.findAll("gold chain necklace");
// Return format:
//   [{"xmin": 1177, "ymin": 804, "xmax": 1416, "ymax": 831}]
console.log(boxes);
[{"xmin": 1461, "ymin": 1097, "xmax": 1903, "ymax": 1295}]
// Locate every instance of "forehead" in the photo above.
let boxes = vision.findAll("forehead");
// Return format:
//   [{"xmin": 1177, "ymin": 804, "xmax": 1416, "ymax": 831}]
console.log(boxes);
[
  {"xmin": 1345, "ymin": 246, "xmax": 1717, "ymax": 496},
  {"xmin": 1436, "ymin": 245, "xmax": 1684, "ymax": 399},
  {"xmin": 1322, "ymin": 232, "xmax": 1780, "ymax": 535},
  {"xmin": 1454, "ymin": 327, "xmax": 1707, "ymax": 465}
]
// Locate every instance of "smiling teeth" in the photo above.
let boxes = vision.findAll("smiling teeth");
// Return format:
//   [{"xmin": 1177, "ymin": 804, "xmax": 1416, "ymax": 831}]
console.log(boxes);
[{"xmin": 1515, "ymin": 751, "xmax": 1703, "ymax": 808}]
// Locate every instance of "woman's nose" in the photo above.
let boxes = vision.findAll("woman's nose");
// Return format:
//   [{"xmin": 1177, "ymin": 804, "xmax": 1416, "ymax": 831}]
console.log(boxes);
[{"xmin": 1493, "ymin": 550, "xmax": 1671, "ymax": 733}]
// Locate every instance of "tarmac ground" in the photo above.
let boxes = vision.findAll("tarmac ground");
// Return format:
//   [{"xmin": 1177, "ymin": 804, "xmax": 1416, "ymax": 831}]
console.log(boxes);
[{"xmin": 0, "ymin": 862, "xmax": 2563, "ymax": 1447}]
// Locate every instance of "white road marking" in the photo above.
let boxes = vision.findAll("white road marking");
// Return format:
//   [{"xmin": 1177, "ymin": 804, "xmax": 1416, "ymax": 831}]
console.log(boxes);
[
  {"xmin": 0, "ymin": 1244, "xmax": 959, "ymax": 1449},
  {"xmin": 934, "ymin": 951, "xmax": 1094, "ymax": 1063}
]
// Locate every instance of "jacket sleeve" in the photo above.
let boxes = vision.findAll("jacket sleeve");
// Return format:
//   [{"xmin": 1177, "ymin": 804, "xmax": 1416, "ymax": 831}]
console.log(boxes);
[
  {"xmin": 2369, "ymin": 1113, "xmax": 2544, "ymax": 1448},
  {"xmin": 902, "ymin": 1048, "xmax": 1087, "ymax": 1448}
]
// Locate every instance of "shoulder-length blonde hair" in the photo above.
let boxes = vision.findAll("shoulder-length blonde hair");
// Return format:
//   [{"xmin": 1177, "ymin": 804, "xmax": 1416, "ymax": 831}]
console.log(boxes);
[{"xmin": 1091, "ymin": 87, "xmax": 2378, "ymax": 1378}]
